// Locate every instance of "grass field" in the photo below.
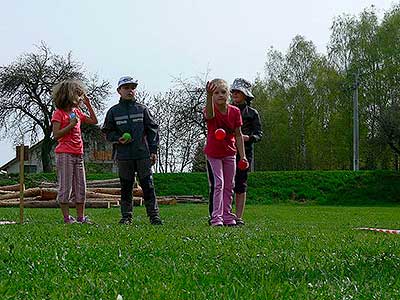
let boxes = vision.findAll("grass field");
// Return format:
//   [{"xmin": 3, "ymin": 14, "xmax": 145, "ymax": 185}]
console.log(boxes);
[{"xmin": 1, "ymin": 204, "xmax": 400, "ymax": 299}]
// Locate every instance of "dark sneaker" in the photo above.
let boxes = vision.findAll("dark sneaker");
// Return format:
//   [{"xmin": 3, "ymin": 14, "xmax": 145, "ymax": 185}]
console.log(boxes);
[
  {"xmin": 77, "ymin": 216, "xmax": 93, "ymax": 225},
  {"xmin": 64, "ymin": 215, "xmax": 76, "ymax": 224},
  {"xmin": 235, "ymin": 218, "xmax": 245, "ymax": 226},
  {"xmin": 150, "ymin": 217, "xmax": 163, "ymax": 225},
  {"xmin": 119, "ymin": 218, "xmax": 132, "ymax": 225}
]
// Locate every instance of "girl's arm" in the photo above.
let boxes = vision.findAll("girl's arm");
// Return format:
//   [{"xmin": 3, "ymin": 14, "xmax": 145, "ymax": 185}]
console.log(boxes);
[
  {"xmin": 235, "ymin": 127, "xmax": 247, "ymax": 161},
  {"xmin": 205, "ymin": 81, "xmax": 217, "ymax": 120},
  {"xmin": 52, "ymin": 119, "xmax": 77, "ymax": 140},
  {"xmin": 82, "ymin": 95, "xmax": 98, "ymax": 125}
]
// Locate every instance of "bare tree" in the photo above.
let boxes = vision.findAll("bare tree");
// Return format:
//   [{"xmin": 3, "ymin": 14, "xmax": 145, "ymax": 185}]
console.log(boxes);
[
  {"xmin": 0, "ymin": 42, "xmax": 110, "ymax": 171},
  {"xmin": 145, "ymin": 74, "xmax": 209, "ymax": 172}
]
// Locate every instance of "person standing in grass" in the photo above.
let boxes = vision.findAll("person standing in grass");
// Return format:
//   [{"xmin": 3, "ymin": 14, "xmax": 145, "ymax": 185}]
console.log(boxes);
[
  {"xmin": 231, "ymin": 78, "xmax": 263, "ymax": 226},
  {"xmin": 101, "ymin": 76, "xmax": 163, "ymax": 225},
  {"xmin": 52, "ymin": 79, "xmax": 98, "ymax": 224},
  {"xmin": 204, "ymin": 78, "xmax": 247, "ymax": 226}
]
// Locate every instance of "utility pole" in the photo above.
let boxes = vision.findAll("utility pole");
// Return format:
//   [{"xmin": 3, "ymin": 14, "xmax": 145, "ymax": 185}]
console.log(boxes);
[{"xmin": 353, "ymin": 70, "xmax": 360, "ymax": 171}]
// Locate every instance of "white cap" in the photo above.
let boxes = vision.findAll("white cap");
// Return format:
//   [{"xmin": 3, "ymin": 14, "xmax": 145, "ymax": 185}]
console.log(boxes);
[{"xmin": 117, "ymin": 76, "xmax": 138, "ymax": 88}]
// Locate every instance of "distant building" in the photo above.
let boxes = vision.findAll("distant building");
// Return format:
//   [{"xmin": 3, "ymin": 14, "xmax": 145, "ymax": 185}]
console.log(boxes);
[{"xmin": 0, "ymin": 126, "xmax": 117, "ymax": 174}]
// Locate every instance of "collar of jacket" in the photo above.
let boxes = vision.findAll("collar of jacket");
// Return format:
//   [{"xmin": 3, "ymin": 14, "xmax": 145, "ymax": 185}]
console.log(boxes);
[
  {"xmin": 236, "ymin": 102, "xmax": 247, "ymax": 111},
  {"xmin": 119, "ymin": 98, "xmax": 137, "ymax": 105}
]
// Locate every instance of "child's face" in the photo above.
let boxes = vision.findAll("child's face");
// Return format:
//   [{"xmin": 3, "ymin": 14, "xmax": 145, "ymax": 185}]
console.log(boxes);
[
  {"xmin": 72, "ymin": 89, "xmax": 84, "ymax": 106},
  {"xmin": 231, "ymin": 90, "xmax": 246, "ymax": 105},
  {"xmin": 212, "ymin": 85, "xmax": 230, "ymax": 106},
  {"xmin": 118, "ymin": 84, "xmax": 137, "ymax": 100}
]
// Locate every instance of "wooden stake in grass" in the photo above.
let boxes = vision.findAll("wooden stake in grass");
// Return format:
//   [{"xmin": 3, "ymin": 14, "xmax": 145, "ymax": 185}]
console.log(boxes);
[{"xmin": 17, "ymin": 144, "xmax": 27, "ymax": 224}]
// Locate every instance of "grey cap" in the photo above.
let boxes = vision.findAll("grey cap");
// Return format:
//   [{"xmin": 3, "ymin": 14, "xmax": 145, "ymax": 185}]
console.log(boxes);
[
  {"xmin": 117, "ymin": 76, "xmax": 138, "ymax": 88},
  {"xmin": 230, "ymin": 78, "xmax": 254, "ymax": 100}
]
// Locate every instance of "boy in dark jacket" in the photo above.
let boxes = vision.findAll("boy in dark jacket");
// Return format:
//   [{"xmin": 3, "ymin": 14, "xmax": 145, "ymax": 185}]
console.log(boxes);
[
  {"xmin": 231, "ymin": 78, "xmax": 263, "ymax": 225},
  {"xmin": 102, "ymin": 76, "xmax": 162, "ymax": 225}
]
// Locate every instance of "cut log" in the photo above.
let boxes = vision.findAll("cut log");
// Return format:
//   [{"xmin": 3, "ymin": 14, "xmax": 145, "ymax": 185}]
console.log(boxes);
[
  {"xmin": 1, "ymin": 196, "xmax": 42, "ymax": 203},
  {"xmin": 84, "ymin": 197, "xmax": 122, "ymax": 202},
  {"xmin": 86, "ymin": 191, "xmax": 120, "ymax": 199},
  {"xmin": 0, "ymin": 200, "xmax": 119, "ymax": 208},
  {"xmin": 40, "ymin": 188, "xmax": 58, "ymax": 200},
  {"xmin": 0, "ymin": 190, "xmax": 15, "ymax": 195},
  {"xmin": 87, "ymin": 183, "xmax": 121, "ymax": 188},
  {"xmin": 87, "ymin": 178, "xmax": 120, "ymax": 185},
  {"xmin": 0, "ymin": 188, "xmax": 41, "ymax": 200},
  {"xmin": 87, "ymin": 187, "xmax": 121, "ymax": 195},
  {"xmin": 39, "ymin": 180, "xmax": 142, "ymax": 191},
  {"xmin": 87, "ymin": 187, "xmax": 143, "ymax": 197},
  {"xmin": 38, "ymin": 182, "xmax": 57, "ymax": 188},
  {"xmin": 0, "ymin": 196, "xmax": 179, "ymax": 207},
  {"xmin": 0, "ymin": 184, "xmax": 20, "ymax": 191},
  {"xmin": 156, "ymin": 197, "xmax": 177, "ymax": 205},
  {"xmin": 0, "ymin": 192, "xmax": 18, "ymax": 200},
  {"xmin": 39, "ymin": 179, "xmax": 122, "ymax": 189}
]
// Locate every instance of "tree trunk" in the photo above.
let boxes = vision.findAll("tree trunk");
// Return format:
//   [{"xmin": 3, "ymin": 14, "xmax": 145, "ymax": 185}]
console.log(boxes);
[{"xmin": 41, "ymin": 135, "xmax": 55, "ymax": 173}]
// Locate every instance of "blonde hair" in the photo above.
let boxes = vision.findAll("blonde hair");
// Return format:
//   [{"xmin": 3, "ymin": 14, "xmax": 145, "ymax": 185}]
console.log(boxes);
[
  {"xmin": 210, "ymin": 78, "xmax": 229, "ymax": 91},
  {"xmin": 52, "ymin": 79, "xmax": 85, "ymax": 110}
]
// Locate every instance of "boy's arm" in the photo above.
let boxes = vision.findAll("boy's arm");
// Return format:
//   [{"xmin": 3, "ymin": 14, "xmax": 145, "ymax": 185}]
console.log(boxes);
[
  {"xmin": 101, "ymin": 110, "xmax": 120, "ymax": 143},
  {"xmin": 250, "ymin": 110, "xmax": 263, "ymax": 143},
  {"xmin": 143, "ymin": 107, "xmax": 159, "ymax": 155}
]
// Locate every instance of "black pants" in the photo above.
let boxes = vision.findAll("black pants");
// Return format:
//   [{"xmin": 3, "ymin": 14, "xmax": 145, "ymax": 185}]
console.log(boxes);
[{"xmin": 118, "ymin": 159, "xmax": 160, "ymax": 220}]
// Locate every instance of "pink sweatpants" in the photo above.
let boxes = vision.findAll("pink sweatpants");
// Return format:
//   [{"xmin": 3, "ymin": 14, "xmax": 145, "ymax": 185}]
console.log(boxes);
[{"xmin": 207, "ymin": 155, "xmax": 236, "ymax": 226}]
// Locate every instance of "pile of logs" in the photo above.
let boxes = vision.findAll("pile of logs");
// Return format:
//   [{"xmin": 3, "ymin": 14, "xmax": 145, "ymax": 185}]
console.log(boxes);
[{"xmin": 0, "ymin": 178, "xmax": 205, "ymax": 208}]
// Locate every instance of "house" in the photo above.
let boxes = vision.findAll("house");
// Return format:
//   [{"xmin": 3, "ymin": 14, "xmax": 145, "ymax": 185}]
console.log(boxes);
[{"xmin": 0, "ymin": 126, "xmax": 117, "ymax": 174}]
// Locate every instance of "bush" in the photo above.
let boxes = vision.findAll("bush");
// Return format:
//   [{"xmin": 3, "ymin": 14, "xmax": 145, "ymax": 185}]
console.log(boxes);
[{"xmin": 3, "ymin": 170, "xmax": 400, "ymax": 205}]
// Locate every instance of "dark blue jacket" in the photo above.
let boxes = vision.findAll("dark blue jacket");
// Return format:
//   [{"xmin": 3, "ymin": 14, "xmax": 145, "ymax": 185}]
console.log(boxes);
[
  {"xmin": 236, "ymin": 103, "xmax": 263, "ymax": 158},
  {"xmin": 101, "ymin": 98, "xmax": 159, "ymax": 160}
]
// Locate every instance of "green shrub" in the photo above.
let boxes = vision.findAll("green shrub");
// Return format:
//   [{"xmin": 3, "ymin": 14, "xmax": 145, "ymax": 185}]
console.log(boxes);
[{"xmin": 3, "ymin": 170, "xmax": 400, "ymax": 205}]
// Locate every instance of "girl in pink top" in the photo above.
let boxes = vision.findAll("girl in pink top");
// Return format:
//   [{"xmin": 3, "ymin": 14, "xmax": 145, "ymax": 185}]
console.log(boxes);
[
  {"xmin": 204, "ymin": 79, "xmax": 247, "ymax": 226},
  {"xmin": 51, "ymin": 79, "xmax": 98, "ymax": 224}
]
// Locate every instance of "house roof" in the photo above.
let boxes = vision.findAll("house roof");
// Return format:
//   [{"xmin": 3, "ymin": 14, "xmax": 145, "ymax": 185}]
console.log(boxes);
[{"xmin": 0, "ymin": 140, "xmax": 43, "ymax": 170}]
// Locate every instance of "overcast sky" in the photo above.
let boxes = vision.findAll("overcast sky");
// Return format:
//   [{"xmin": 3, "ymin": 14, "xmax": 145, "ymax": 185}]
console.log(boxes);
[{"xmin": 0, "ymin": 0, "xmax": 396, "ymax": 166}]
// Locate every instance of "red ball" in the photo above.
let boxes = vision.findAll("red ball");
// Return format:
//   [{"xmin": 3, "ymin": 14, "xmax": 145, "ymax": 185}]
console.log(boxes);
[
  {"xmin": 215, "ymin": 128, "xmax": 226, "ymax": 140},
  {"xmin": 238, "ymin": 159, "xmax": 249, "ymax": 170}
]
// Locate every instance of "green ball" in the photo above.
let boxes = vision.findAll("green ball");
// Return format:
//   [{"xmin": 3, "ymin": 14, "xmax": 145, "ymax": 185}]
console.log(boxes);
[{"xmin": 122, "ymin": 133, "xmax": 131, "ymax": 140}]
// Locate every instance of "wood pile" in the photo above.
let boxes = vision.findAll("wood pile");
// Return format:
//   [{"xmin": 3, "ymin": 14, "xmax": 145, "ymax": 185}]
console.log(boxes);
[{"xmin": 0, "ymin": 180, "xmax": 205, "ymax": 208}]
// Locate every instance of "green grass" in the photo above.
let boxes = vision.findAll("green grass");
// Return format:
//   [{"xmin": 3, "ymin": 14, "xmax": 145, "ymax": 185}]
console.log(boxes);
[{"xmin": 1, "ymin": 204, "xmax": 400, "ymax": 299}]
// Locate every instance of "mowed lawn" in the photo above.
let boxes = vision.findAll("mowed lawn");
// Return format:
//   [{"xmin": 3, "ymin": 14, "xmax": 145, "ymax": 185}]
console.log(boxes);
[{"xmin": 1, "ymin": 204, "xmax": 400, "ymax": 299}]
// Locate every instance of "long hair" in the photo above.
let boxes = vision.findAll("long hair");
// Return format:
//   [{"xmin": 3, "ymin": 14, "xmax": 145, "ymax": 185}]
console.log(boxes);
[
  {"xmin": 52, "ymin": 79, "xmax": 85, "ymax": 110},
  {"xmin": 210, "ymin": 78, "xmax": 229, "ymax": 91}
]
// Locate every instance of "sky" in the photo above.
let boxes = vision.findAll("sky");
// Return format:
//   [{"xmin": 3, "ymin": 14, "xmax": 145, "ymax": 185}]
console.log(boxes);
[{"xmin": 0, "ymin": 0, "xmax": 396, "ymax": 166}]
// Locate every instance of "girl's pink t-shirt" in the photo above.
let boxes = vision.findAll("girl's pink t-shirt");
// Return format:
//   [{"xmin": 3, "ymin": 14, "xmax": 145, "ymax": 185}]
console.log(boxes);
[
  {"xmin": 51, "ymin": 108, "xmax": 87, "ymax": 155},
  {"xmin": 204, "ymin": 104, "xmax": 243, "ymax": 158}
]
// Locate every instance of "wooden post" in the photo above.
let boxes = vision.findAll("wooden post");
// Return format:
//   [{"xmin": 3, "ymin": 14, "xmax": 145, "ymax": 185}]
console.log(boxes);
[{"xmin": 19, "ymin": 145, "xmax": 25, "ymax": 224}]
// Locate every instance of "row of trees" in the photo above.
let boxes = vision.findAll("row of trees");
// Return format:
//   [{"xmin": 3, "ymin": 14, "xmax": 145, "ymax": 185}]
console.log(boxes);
[
  {"xmin": 149, "ymin": 4, "xmax": 400, "ymax": 171},
  {"xmin": 252, "ymin": 5, "xmax": 400, "ymax": 170},
  {"xmin": 0, "ymin": 5, "xmax": 399, "ymax": 172}
]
